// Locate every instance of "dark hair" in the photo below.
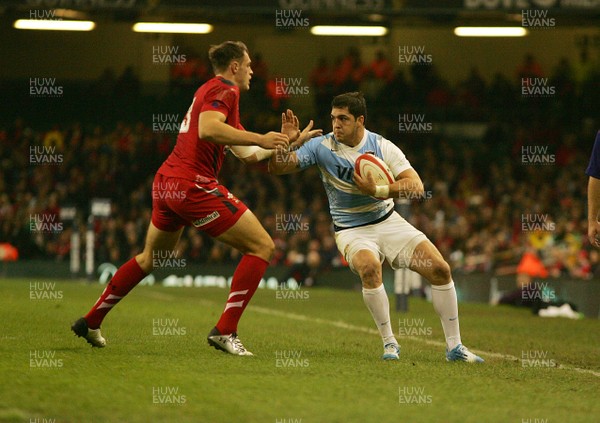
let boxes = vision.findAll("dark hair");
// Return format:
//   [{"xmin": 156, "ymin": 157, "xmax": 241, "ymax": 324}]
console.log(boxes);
[
  {"xmin": 208, "ymin": 41, "xmax": 249, "ymax": 73},
  {"xmin": 331, "ymin": 92, "xmax": 367, "ymax": 123}
]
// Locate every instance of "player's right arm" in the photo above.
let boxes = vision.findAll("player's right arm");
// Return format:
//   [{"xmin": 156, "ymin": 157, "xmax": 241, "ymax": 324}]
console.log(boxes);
[
  {"xmin": 268, "ymin": 148, "xmax": 301, "ymax": 175},
  {"xmin": 588, "ymin": 176, "xmax": 600, "ymax": 247},
  {"xmin": 198, "ymin": 110, "xmax": 288, "ymax": 149},
  {"xmin": 586, "ymin": 132, "xmax": 600, "ymax": 247},
  {"xmin": 230, "ymin": 111, "xmax": 321, "ymax": 165},
  {"xmin": 269, "ymin": 118, "xmax": 322, "ymax": 175}
]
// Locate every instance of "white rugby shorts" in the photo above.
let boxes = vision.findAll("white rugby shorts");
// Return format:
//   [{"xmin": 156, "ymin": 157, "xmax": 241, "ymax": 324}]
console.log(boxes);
[{"xmin": 334, "ymin": 211, "xmax": 428, "ymax": 273}]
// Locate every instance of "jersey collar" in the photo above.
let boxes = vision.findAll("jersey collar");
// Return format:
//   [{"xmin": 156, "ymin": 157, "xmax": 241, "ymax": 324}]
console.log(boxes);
[
  {"xmin": 216, "ymin": 76, "xmax": 235, "ymax": 86},
  {"xmin": 332, "ymin": 129, "xmax": 369, "ymax": 151},
  {"xmin": 354, "ymin": 129, "xmax": 369, "ymax": 150}
]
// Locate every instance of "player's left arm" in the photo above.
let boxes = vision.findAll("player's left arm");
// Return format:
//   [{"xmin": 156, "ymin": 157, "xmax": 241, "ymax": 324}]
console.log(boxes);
[
  {"xmin": 229, "ymin": 144, "xmax": 268, "ymax": 164},
  {"xmin": 390, "ymin": 168, "xmax": 424, "ymax": 199},
  {"xmin": 353, "ymin": 168, "xmax": 424, "ymax": 199},
  {"xmin": 588, "ymin": 176, "xmax": 600, "ymax": 247},
  {"xmin": 353, "ymin": 136, "xmax": 424, "ymax": 199},
  {"xmin": 228, "ymin": 122, "xmax": 273, "ymax": 164},
  {"xmin": 231, "ymin": 110, "xmax": 321, "ymax": 165},
  {"xmin": 586, "ymin": 133, "xmax": 600, "ymax": 247}
]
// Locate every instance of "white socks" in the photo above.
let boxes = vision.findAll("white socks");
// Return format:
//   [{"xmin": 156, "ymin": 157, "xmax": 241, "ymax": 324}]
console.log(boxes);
[
  {"xmin": 431, "ymin": 281, "xmax": 461, "ymax": 350},
  {"xmin": 363, "ymin": 281, "xmax": 462, "ymax": 350},
  {"xmin": 362, "ymin": 284, "xmax": 397, "ymax": 345}
]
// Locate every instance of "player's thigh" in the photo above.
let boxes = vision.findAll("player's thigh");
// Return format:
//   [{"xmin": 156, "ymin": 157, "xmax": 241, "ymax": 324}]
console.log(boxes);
[
  {"xmin": 137, "ymin": 222, "xmax": 184, "ymax": 271},
  {"xmin": 215, "ymin": 209, "xmax": 274, "ymax": 260},
  {"xmin": 378, "ymin": 213, "xmax": 427, "ymax": 267},
  {"xmin": 335, "ymin": 227, "xmax": 385, "ymax": 276},
  {"xmin": 151, "ymin": 173, "xmax": 189, "ymax": 231},
  {"xmin": 351, "ymin": 249, "xmax": 384, "ymax": 288},
  {"xmin": 408, "ymin": 239, "xmax": 451, "ymax": 285},
  {"xmin": 143, "ymin": 221, "xmax": 184, "ymax": 251}
]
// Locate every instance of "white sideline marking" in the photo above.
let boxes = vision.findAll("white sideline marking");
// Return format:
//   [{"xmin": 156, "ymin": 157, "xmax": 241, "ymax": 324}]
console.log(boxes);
[
  {"xmin": 249, "ymin": 305, "xmax": 600, "ymax": 378},
  {"xmin": 137, "ymin": 291, "xmax": 600, "ymax": 378}
]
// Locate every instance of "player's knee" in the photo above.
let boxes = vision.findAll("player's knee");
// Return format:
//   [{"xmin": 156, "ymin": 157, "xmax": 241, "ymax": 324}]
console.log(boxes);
[
  {"xmin": 135, "ymin": 251, "xmax": 154, "ymax": 273},
  {"xmin": 431, "ymin": 260, "xmax": 451, "ymax": 284},
  {"xmin": 263, "ymin": 237, "xmax": 275, "ymax": 259},
  {"xmin": 250, "ymin": 236, "xmax": 275, "ymax": 261},
  {"xmin": 358, "ymin": 262, "xmax": 381, "ymax": 287}
]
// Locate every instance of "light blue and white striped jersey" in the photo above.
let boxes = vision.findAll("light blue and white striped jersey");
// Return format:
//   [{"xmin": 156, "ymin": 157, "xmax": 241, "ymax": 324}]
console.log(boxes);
[{"xmin": 295, "ymin": 129, "xmax": 412, "ymax": 229}]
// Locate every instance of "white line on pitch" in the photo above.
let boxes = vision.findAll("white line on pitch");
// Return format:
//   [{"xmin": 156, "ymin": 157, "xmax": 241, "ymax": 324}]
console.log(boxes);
[
  {"xmin": 249, "ymin": 305, "xmax": 600, "ymax": 378},
  {"xmin": 136, "ymin": 290, "xmax": 600, "ymax": 378}
]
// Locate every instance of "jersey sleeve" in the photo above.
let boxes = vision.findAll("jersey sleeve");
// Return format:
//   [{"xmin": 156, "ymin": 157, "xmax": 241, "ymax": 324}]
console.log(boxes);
[
  {"xmin": 295, "ymin": 136, "xmax": 321, "ymax": 169},
  {"xmin": 379, "ymin": 137, "xmax": 412, "ymax": 178},
  {"xmin": 586, "ymin": 131, "xmax": 600, "ymax": 179},
  {"xmin": 200, "ymin": 85, "xmax": 237, "ymax": 118}
]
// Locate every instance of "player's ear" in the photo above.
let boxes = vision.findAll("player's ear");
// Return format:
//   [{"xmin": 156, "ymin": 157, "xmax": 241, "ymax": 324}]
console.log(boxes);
[
  {"xmin": 357, "ymin": 115, "xmax": 365, "ymax": 126},
  {"xmin": 230, "ymin": 60, "xmax": 240, "ymax": 74}
]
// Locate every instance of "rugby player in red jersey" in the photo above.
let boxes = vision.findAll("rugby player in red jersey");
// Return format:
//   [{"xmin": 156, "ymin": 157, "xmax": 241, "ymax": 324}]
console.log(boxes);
[{"xmin": 71, "ymin": 41, "xmax": 321, "ymax": 355}]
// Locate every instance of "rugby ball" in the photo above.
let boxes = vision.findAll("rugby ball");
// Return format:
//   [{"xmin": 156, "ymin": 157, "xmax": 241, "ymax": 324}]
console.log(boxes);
[{"xmin": 355, "ymin": 153, "xmax": 394, "ymax": 185}]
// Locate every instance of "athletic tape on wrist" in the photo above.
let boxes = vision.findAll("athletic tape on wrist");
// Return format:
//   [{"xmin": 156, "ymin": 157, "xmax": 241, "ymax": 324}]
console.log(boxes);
[{"xmin": 374, "ymin": 185, "xmax": 389, "ymax": 199}]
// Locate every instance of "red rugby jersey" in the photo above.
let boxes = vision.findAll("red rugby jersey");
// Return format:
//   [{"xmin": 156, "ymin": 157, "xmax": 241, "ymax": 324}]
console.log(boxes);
[{"xmin": 157, "ymin": 76, "xmax": 242, "ymax": 184}]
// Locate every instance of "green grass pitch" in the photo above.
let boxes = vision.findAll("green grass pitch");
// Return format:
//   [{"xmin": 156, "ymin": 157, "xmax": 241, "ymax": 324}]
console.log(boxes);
[{"xmin": 1, "ymin": 278, "xmax": 598, "ymax": 423}]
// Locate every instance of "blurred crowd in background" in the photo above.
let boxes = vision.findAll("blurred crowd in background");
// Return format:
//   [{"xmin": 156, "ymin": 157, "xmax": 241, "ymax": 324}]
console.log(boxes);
[{"xmin": 1, "ymin": 47, "xmax": 599, "ymax": 283}]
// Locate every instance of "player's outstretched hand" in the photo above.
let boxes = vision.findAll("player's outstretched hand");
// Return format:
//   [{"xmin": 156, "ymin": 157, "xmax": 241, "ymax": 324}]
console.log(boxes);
[
  {"xmin": 353, "ymin": 170, "xmax": 377, "ymax": 197},
  {"xmin": 259, "ymin": 132, "xmax": 289, "ymax": 150},
  {"xmin": 289, "ymin": 120, "xmax": 323, "ymax": 150},
  {"xmin": 588, "ymin": 220, "xmax": 600, "ymax": 247},
  {"xmin": 281, "ymin": 109, "xmax": 300, "ymax": 143}
]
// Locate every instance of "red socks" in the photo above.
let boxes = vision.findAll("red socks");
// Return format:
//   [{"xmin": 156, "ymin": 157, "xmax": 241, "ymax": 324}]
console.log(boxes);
[
  {"xmin": 84, "ymin": 254, "xmax": 267, "ymax": 334},
  {"xmin": 85, "ymin": 258, "xmax": 147, "ymax": 329},
  {"xmin": 216, "ymin": 255, "xmax": 268, "ymax": 335}
]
